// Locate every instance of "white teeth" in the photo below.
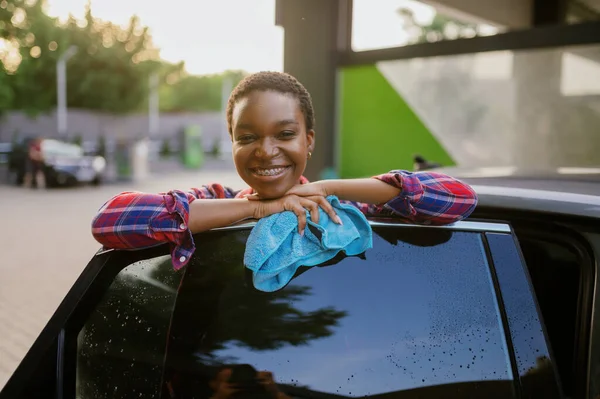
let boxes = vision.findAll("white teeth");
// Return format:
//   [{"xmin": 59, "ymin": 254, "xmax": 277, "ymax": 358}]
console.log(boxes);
[{"xmin": 254, "ymin": 167, "xmax": 286, "ymax": 176}]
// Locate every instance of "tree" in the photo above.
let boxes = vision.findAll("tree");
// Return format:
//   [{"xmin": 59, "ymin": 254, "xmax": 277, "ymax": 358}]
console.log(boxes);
[
  {"xmin": 0, "ymin": 70, "xmax": 14, "ymax": 112},
  {"xmin": 1, "ymin": 0, "xmax": 162, "ymax": 115},
  {"xmin": 160, "ymin": 69, "xmax": 246, "ymax": 113},
  {"xmin": 0, "ymin": 0, "xmax": 51, "ymax": 114},
  {"xmin": 1, "ymin": 1, "xmax": 245, "ymax": 116},
  {"xmin": 397, "ymin": 7, "xmax": 481, "ymax": 44}
]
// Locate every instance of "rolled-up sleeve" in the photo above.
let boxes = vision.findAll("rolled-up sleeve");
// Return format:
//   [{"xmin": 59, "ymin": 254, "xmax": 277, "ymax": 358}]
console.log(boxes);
[
  {"xmin": 92, "ymin": 183, "xmax": 241, "ymax": 269},
  {"xmin": 372, "ymin": 170, "xmax": 478, "ymax": 225},
  {"xmin": 91, "ymin": 190, "xmax": 195, "ymax": 269}
]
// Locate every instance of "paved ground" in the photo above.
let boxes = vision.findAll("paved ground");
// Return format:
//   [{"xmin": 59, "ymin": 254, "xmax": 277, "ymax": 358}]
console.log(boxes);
[{"xmin": 0, "ymin": 162, "xmax": 244, "ymax": 388}]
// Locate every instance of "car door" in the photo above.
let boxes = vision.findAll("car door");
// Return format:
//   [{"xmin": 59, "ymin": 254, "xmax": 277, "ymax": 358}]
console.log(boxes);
[
  {"xmin": 0, "ymin": 220, "xmax": 563, "ymax": 399},
  {"xmin": 472, "ymin": 204, "xmax": 600, "ymax": 399}
]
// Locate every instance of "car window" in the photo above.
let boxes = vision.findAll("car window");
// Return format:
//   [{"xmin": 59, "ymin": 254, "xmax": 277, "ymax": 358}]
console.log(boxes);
[
  {"xmin": 41, "ymin": 139, "xmax": 83, "ymax": 158},
  {"xmin": 517, "ymin": 233, "xmax": 587, "ymax": 397},
  {"xmin": 76, "ymin": 255, "xmax": 184, "ymax": 399},
  {"xmin": 485, "ymin": 232, "xmax": 566, "ymax": 399},
  {"xmin": 161, "ymin": 227, "xmax": 516, "ymax": 398}
]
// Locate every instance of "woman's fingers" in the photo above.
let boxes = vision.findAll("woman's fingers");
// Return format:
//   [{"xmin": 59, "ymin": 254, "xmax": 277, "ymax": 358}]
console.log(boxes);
[
  {"xmin": 309, "ymin": 196, "xmax": 342, "ymax": 225},
  {"xmin": 279, "ymin": 194, "xmax": 342, "ymax": 235},
  {"xmin": 301, "ymin": 198, "xmax": 320, "ymax": 224},
  {"xmin": 292, "ymin": 205, "xmax": 307, "ymax": 236}
]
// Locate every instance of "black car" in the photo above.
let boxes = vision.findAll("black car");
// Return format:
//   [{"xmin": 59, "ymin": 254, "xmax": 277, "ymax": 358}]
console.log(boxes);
[
  {"xmin": 1, "ymin": 170, "xmax": 599, "ymax": 399},
  {"xmin": 8, "ymin": 138, "xmax": 106, "ymax": 187}
]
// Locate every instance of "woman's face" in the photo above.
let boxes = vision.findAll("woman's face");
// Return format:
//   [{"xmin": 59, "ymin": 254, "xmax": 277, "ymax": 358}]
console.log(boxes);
[{"xmin": 231, "ymin": 90, "xmax": 314, "ymax": 199}]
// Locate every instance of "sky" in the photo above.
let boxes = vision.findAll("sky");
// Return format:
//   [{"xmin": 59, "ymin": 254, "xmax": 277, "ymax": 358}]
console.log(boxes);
[
  {"xmin": 44, "ymin": 0, "xmax": 442, "ymax": 76},
  {"xmin": 45, "ymin": 0, "xmax": 285, "ymax": 75}
]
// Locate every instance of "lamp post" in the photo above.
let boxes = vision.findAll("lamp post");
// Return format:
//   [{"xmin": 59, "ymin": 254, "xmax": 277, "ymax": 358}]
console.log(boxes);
[
  {"xmin": 220, "ymin": 76, "xmax": 233, "ymax": 157},
  {"xmin": 56, "ymin": 45, "xmax": 78, "ymax": 138},
  {"xmin": 148, "ymin": 72, "xmax": 159, "ymax": 139}
]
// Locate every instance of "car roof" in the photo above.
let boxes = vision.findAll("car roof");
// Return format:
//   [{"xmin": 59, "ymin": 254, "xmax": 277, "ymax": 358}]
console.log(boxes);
[{"xmin": 435, "ymin": 166, "xmax": 600, "ymax": 219}]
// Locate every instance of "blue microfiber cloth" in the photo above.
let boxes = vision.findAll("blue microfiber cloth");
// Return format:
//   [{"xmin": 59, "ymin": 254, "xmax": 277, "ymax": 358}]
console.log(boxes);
[{"xmin": 244, "ymin": 195, "xmax": 373, "ymax": 292}]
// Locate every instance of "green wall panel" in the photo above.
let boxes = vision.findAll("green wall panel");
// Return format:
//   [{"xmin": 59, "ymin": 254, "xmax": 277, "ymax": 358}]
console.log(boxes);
[{"xmin": 338, "ymin": 65, "xmax": 455, "ymax": 178}]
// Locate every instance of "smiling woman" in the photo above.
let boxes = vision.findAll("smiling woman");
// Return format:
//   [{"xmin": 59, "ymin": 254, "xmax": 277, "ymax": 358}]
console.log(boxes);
[
  {"xmin": 227, "ymin": 74, "xmax": 315, "ymax": 200},
  {"xmin": 91, "ymin": 71, "xmax": 478, "ymax": 270}
]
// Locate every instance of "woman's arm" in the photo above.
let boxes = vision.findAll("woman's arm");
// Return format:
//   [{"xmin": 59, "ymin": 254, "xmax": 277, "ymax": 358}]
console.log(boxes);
[
  {"xmin": 322, "ymin": 178, "xmax": 400, "ymax": 205},
  {"xmin": 187, "ymin": 198, "xmax": 256, "ymax": 233},
  {"xmin": 91, "ymin": 185, "xmax": 240, "ymax": 249},
  {"xmin": 91, "ymin": 185, "xmax": 245, "ymax": 269},
  {"xmin": 91, "ymin": 184, "xmax": 341, "ymax": 269},
  {"xmin": 287, "ymin": 170, "xmax": 478, "ymax": 226},
  {"xmin": 336, "ymin": 170, "xmax": 478, "ymax": 225}
]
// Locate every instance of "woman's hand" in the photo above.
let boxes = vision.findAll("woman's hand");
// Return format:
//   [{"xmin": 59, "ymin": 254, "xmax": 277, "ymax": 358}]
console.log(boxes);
[
  {"xmin": 284, "ymin": 181, "xmax": 330, "ymax": 198},
  {"xmin": 250, "ymin": 194, "xmax": 342, "ymax": 235}
]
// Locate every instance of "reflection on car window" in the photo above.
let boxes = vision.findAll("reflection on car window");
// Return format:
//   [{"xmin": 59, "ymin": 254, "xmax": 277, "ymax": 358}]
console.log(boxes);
[
  {"xmin": 162, "ymin": 227, "xmax": 516, "ymax": 398},
  {"xmin": 77, "ymin": 255, "xmax": 184, "ymax": 399}
]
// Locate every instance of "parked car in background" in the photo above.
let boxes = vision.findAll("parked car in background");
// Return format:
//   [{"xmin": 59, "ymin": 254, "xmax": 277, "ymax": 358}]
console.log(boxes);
[
  {"xmin": 7, "ymin": 137, "xmax": 106, "ymax": 187},
  {"xmin": 1, "ymin": 169, "xmax": 599, "ymax": 399},
  {"xmin": 0, "ymin": 142, "xmax": 12, "ymax": 165}
]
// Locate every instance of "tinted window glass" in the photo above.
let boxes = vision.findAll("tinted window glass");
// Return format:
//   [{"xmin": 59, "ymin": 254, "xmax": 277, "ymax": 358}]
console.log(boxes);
[
  {"xmin": 77, "ymin": 255, "xmax": 184, "ymax": 399},
  {"xmin": 486, "ymin": 233, "xmax": 562, "ymax": 399},
  {"xmin": 162, "ymin": 227, "xmax": 516, "ymax": 398},
  {"xmin": 518, "ymin": 234, "xmax": 583, "ymax": 396}
]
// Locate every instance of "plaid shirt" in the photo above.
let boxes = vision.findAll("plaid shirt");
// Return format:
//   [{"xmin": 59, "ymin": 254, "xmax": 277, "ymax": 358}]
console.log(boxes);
[{"xmin": 92, "ymin": 170, "xmax": 478, "ymax": 269}]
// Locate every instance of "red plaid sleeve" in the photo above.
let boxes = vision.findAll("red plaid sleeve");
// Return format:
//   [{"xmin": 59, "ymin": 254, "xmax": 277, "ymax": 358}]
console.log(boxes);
[
  {"xmin": 369, "ymin": 170, "xmax": 478, "ymax": 225},
  {"xmin": 91, "ymin": 184, "xmax": 239, "ymax": 269}
]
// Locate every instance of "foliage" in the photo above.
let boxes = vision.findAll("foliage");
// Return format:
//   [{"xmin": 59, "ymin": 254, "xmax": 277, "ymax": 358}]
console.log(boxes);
[
  {"xmin": 0, "ymin": 0, "xmax": 245, "ymax": 116},
  {"xmin": 397, "ymin": 7, "xmax": 481, "ymax": 44},
  {"xmin": 159, "ymin": 69, "xmax": 246, "ymax": 113}
]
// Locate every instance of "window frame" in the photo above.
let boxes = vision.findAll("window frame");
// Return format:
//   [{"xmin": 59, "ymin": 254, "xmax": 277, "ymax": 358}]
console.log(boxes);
[{"xmin": 339, "ymin": 0, "xmax": 600, "ymax": 66}]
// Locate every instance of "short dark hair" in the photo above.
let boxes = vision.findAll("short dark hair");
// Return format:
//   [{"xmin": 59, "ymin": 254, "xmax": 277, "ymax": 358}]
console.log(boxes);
[{"xmin": 226, "ymin": 71, "xmax": 315, "ymax": 134}]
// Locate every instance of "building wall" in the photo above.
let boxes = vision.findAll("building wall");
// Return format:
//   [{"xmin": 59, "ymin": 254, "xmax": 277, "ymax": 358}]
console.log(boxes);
[
  {"xmin": 0, "ymin": 109, "xmax": 226, "ymax": 151},
  {"xmin": 338, "ymin": 65, "xmax": 455, "ymax": 178}
]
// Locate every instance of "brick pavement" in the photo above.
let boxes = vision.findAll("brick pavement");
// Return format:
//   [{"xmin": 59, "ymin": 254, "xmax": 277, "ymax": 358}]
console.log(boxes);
[{"xmin": 0, "ymin": 163, "xmax": 244, "ymax": 388}]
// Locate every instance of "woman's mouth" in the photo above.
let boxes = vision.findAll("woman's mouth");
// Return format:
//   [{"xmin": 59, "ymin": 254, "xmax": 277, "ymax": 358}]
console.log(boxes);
[{"xmin": 250, "ymin": 166, "xmax": 291, "ymax": 178}]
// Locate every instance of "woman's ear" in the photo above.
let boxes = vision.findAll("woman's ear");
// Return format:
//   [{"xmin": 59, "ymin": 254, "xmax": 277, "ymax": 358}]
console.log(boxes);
[{"xmin": 307, "ymin": 129, "xmax": 315, "ymax": 153}]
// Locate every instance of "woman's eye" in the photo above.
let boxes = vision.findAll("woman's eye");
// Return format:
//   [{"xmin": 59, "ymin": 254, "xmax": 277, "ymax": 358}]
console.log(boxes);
[
  {"xmin": 279, "ymin": 131, "xmax": 296, "ymax": 139},
  {"xmin": 237, "ymin": 135, "xmax": 255, "ymax": 143}
]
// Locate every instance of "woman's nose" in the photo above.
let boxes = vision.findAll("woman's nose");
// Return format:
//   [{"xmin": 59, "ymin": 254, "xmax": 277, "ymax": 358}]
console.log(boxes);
[{"xmin": 255, "ymin": 139, "xmax": 278, "ymax": 158}]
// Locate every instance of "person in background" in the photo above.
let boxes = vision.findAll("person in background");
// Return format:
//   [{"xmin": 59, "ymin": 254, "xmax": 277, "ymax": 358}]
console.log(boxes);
[
  {"xmin": 91, "ymin": 71, "xmax": 478, "ymax": 269},
  {"xmin": 26, "ymin": 137, "xmax": 44, "ymax": 189}
]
